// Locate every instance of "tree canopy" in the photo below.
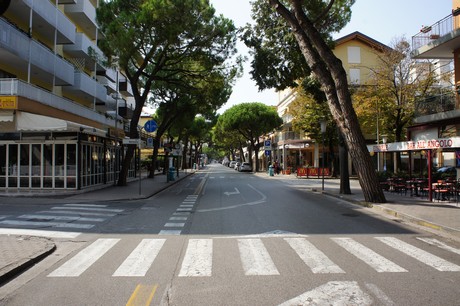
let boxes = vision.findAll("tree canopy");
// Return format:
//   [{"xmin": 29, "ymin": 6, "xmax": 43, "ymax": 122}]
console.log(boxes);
[
  {"xmin": 96, "ymin": 0, "xmax": 241, "ymax": 185},
  {"xmin": 216, "ymin": 102, "xmax": 283, "ymax": 171},
  {"xmin": 249, "ymin": 0, "xmax": 385, "ymax": 202}
]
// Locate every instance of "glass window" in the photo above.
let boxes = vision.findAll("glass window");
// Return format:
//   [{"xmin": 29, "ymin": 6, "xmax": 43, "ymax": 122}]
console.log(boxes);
[
  {"xmin": 348, "ymin": 46, "xmax": 361, "ymax": 64},
  {"xmin": 0, "ymin": 144, "xmax": 5, "ymax": 176},
  {"xmin": 55, "ymin": 144, "xmax": 65, "ymax": 177},
  {"xmin": 32, "ymin": 144, "xmax": 41, "ymax": 176},
  {"xmin": 43, "ymin": 144, "xmax": 53, "ymax": 176}
]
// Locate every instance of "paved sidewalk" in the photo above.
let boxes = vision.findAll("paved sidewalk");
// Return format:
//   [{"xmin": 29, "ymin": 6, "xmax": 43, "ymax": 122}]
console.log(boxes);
[{"xmin": 1, "ymin": 168, "xmax": 460, "ymax": 285}]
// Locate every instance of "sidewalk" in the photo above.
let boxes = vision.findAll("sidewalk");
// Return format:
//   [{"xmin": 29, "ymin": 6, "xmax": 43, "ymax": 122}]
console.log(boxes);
[{"xmin": 1, "ymin": 169, "xmax": 460, "ymax": 284}]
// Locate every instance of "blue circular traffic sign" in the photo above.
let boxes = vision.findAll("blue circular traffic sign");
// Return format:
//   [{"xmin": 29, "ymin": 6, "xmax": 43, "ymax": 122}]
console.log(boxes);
[{"xmin": 144, "ymin": 120, "xmax": 158, "ymax": 133}]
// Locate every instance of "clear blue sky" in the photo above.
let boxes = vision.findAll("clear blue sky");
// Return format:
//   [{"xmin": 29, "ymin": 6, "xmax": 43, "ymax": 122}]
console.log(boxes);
[{"xmin": 211, "ymin": 0, "xmax": 452, "ymax": 113}]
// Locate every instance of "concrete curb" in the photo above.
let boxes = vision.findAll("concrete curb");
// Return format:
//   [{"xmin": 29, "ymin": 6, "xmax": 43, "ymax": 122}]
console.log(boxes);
[{"xmin": 0, "ymin": 236, "xmax": 56, "ymax": 285}]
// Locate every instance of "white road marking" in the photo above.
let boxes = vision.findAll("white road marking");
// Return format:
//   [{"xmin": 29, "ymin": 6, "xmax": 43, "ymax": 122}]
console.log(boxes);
[
  {"xmin": 48, "ymin": 238, "xmax": 120, "ymax": 277},
  {"xmin": 179, "ymin": 205, "xmax": 194, "ymax": 208},
  {"xmin": 176, "ymin": 208, "xmax": 192, "ymax": 212},
  {"xmin": 285, "ymin": 238, "xmax": 344, "ymax": 273},
  {"xmin": 365, "ymin": 283, "xmax": 395, "ymax": 306},
  {"xmin": 173, "ymin": 212, "xmax": 190, "ymax": 216},
  {"xmin": 238, "ymin": 239, "xmax": 279, "ymax": 276},
  {"xmin": 159, "ymin": 230, "xmax": 181, "ymax": 235},
  {"xmin": 0, "ymin": 228, "xmax": 80, "ymax": 238},
  {"xmin": 18, "ymin": 214, "xmax": 105, "ymax": 222},
  {"xmin": 417, "ymin": 237, "xmax": 460, "ymax": 255},
  {"xmin": 0, "ymin": 220, "xmax": 94, "ymax": 229},
  {"xmin": 376, "ymin": 237, "xmax": 460, "ymax": 271},
  {"xmin": 51, "ymin": 206, "xmax": 124, "ymax": 213},
  {"xmin": 164, "ymin": 223, "xmax": 185, "ymax": 227},
  {"xmin": 279, "ymin": 281, "xmax": 373, "ymax": 306},
  {"xmin": 39, "ymin": 210, "xmax": 116, "ymax": 217},
  {"xmin": 170, "ymin": 217, "xmax": 188, "ymax": 221},
  {"xmin": 179, "ymin": 239, "xmax": 213, "ymax": 277},
  {"xmin": 332, "ymin": 238, "xmax": 407, "ymax": 272},
  {"xmin": 113, "ymin": 239, "xmax": 165, "ymax": 277},
  {"xmin": 63, "ymin": 204, "xmax": 108, "ymax": 208}
]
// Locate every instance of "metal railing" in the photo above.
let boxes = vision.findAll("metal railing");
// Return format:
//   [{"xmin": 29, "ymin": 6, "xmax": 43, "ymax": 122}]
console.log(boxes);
[
  {"xmin": 412, "ymin": 13, "xmax": 460, "ymax": 51},
  {"xmin": 414, "ymin": 90, "xmax": 456, "ymax": 117}
]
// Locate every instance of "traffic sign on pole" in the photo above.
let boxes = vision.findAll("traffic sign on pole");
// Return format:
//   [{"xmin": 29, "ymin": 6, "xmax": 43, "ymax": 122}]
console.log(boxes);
[{"xmin": 144, "ymin": 120, "xmax": 158, "ymax": 133}]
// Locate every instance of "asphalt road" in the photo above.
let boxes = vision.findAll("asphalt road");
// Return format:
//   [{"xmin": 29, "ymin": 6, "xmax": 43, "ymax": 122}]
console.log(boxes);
[{"xmin": 1, "ymin": 163, "xmax": 460, "ymax": 305}]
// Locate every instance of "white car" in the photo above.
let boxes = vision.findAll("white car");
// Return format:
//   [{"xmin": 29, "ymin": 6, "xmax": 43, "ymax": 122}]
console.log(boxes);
[
  {"xmin": 238, "ymin": 162, "xmax": 252, "ymax": 172},
  {"xmin": 234, "ymin": 162, "xmax": 241, "ymax": 170},
  {"xmin": 229, "ymin": 161, "xmax": 237, "ymax": 168}
]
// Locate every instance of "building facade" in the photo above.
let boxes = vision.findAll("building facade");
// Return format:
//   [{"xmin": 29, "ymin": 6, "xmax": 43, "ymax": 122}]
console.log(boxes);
[
  {"xmin": 0, "ymin": 0, "xmax": 136, "ymax": 191},
  {"xmin": 271, "ymin": 32, "xmax": 392, "ymax": 174}
]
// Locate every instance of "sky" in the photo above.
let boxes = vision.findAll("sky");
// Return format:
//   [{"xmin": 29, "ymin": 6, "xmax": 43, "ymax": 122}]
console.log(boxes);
[{"xmin": 210, "ymin": 0, "xmax": 453, "ymax": 114}]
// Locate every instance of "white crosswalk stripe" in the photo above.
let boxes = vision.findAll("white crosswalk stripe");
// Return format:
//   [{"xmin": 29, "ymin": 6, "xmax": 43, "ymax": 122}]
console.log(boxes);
[
  {"xmin": 332, "ymin": 237, "xmax": 407, "ymax": 273},
  {"xmin": 113, "ymin": 239, "xmax": 165, "ymax": 277},
  {"xmin": 179, "ymin": 239, "xmax": 213, "ymax": 277},
  {"xmin": 48, "ymin": 238, "xmax": 120, "ymax": 277},
  {"xmin": 238, "ymin": 238, "xmax": 279, "ymax": 276},
  {"xmin": 0, "ymin": 204, "xmax": 124, "ymax": 236},
  {"xmin": 285, "ymin": 238, "xmax": 344, "ymax": 274},
  {"xmin": 46, "ymin": 236, "xmax": 460, "ymax": 278},
  {"xmin": 376, "ymin": 237, "xmax": 460, "ymax": 272}
]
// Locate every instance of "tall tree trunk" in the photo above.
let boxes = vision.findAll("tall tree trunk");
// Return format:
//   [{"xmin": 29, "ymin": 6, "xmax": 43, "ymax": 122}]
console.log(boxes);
[
  {"xmin": 338, "ymin": 130, "xmax": 351, "ymax": 194},
  {"xmin": 269, "ymin": 0, "xmax": 385, "ymax": 203}
]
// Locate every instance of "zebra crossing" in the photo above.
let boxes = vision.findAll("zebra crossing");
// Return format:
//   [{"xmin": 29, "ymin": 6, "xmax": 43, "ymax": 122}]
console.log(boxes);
[
  {"xmin": 47, "ymin": 235, "xmax": 460, "ymax": 278},
  {"xmin": 0, "ymin": 203, "xmax": 124, "ymax": 238}
]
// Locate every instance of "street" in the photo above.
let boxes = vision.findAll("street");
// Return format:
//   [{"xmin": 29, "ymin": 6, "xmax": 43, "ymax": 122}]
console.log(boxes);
[{"xmin": 1, "ymin": 163, "xmax": 460, "ymax": 305}]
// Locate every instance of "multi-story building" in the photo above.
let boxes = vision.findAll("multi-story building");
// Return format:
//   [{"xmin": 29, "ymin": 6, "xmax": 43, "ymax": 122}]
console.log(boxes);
[
  {"xmin": 0, "ymin": 0, "xmax": 136, "ymax": 191},
  {"xmin": 272, "ymin": 31, "xmax": 392, "ymax": 174},
  {"xmin": 374, "ymin": 0, "xmax": 460, "ymax": 180}
]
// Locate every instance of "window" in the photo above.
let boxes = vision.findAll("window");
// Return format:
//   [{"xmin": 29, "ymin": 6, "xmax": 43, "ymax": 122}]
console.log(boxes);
[
  {"xmin": 348, "ymin": 46, "xmax": 361, "ymax": 64},
  {"xmin": 349, "ymin": 69, "xmax": 361, "ymax": 85}
]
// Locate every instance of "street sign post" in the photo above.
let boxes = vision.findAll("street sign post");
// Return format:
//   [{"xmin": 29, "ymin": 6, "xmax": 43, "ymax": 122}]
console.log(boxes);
[
  {"xmin": 264, "ymin": 140, "xmax": 271, "ymax": 151},
  {"xmin": 144, "ymin": 120, "xmax": 158, "ymax": 133}
]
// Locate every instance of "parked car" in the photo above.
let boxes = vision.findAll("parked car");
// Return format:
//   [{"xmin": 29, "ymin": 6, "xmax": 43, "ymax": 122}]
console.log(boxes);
[
  {"xmin": 229, "ymin": 161, "xmax": 237, "ymax": 168},
  {"xmin": 234, "ymin": 162, "xmax": 241, "ymax": 170},
  {"xmin": 238, "ymin": 162, "xmax": 252, "ymax": 172}
]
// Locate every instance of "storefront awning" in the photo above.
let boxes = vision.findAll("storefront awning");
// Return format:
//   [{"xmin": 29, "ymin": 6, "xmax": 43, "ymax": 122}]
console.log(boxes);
[
  {"xmin": 0, "ymin": 110, "xmax": 14, "ymax": 122},
  {"xmin": 16, "ymin": 112, "xmax": 107, "ymax": 137}
]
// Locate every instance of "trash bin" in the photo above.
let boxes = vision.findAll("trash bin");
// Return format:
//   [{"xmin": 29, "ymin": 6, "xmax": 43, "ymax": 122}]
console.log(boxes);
[
  {"xmin": 168, "ymin": 167, "xmax": 175, "ymax": 181},
  {"xmin": 268, "ymin": 165, "xmax": 274, "ymax": 176}
]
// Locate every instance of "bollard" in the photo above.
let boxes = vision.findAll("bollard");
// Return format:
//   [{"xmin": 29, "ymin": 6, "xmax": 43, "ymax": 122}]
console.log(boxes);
[
  {"xmin": 168, "ymin": 167, "xmax": 175, "ymax": 181},
  {"xmin": 268, "ymin": 165, "xmax": 274, "ymax": 176}
]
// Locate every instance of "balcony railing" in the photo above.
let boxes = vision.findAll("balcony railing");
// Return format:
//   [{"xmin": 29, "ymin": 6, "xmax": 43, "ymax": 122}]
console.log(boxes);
[
  {"xmin": 414, "ymin": 90, "xmax": 456, "ymax": 117},
  {"xmin": 412, "ymin": 13, "xmax": 460, "ymax": 51},
  {"xmin": 0, "ymin": 78, "xmax": 114, "ymax": 127}
]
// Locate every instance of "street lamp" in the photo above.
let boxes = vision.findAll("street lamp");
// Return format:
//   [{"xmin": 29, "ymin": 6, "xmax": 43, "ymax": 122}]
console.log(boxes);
[
  {"xmin": 320, "ymin": 120, "xmax": 327, "ymax": 191},
  {"xmin": 381, "ymin": 134, "xmax": 388, "ymax": 172}
]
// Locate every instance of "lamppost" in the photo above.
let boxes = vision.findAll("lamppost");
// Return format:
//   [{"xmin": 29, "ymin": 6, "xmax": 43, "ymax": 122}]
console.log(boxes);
[
  {"xmin": 381, "ymin": 134, "xmax": 388, "ymax": 172},
  {"xmin": 320, "ymin": 120, "xmax": 327, "ymax": 191}
]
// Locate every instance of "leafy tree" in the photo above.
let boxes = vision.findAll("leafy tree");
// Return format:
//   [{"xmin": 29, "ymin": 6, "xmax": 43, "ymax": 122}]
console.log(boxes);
[
  {"xmin": 288, "ymin": 79, "xmax": 351, "ymax": 193},
  {"xmin": 353, "ymin": 37, "xmax": 440, "ymax": 171},
  {"xmin": 96, "ymin": 0, "xmax": 240, "ymax": 185},
  {"xmin": 218, "ymin": 103, "xmax": 283, "ymax": 172},
  {"xmin": 247, "ymin": 0, "xmax": 385, "ymax": 203}
]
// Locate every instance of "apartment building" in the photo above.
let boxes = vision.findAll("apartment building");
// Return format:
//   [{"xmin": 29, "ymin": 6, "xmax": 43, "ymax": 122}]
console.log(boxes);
[
  {"xmin": 271, "ymin": 32, "xmax": 391, "ymax": 173},
  {"xmin": 368, "ymin": 0, "xmax": 460, "ymax": 178},
  {"xmin": 0, "ymin": 0, "xmax": 135, "ymax": 191}
]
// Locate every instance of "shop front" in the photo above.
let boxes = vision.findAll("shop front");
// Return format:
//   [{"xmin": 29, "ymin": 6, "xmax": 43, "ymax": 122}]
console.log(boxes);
[
  {"xmin": 0, "ymin": 113, "xmax": 136, "ymax": 191},
  {"xmin": 369, "ymin": 137, "xmax": 460, "ymax": 201}
]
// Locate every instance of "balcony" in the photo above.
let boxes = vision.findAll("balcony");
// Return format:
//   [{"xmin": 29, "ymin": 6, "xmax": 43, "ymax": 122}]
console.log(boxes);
[
  {"xmin": 0, "ymin": 19, "xmax": 74, "ymax": 86},
  {"xmin": 119, "ymin": 77, "xmax": 134, "ymax": 96},
  {"xmin": 414, "ymin": 90, "xmax": 456, "ymax": 121},
  {"xmin": 0, "ymin": 78, "xmax": 114, "ymax": 127},
  {"xmin": 6, "ymin": 0, "xmax": 75, "ymax": 44},
  {"xmin": 63, "ymin": 32, "xmax": 105, "ymax": 71},
  {"xmin": 64, "ymin": 0, "xmax": 99, "ymax": 40},
  {"xmin": 63, "ymin": 71, "xmax": 107, "ymax": 105},
  {"xmin": 411, "ymin": 13, "xmax": 460, "ymax": 59}
]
